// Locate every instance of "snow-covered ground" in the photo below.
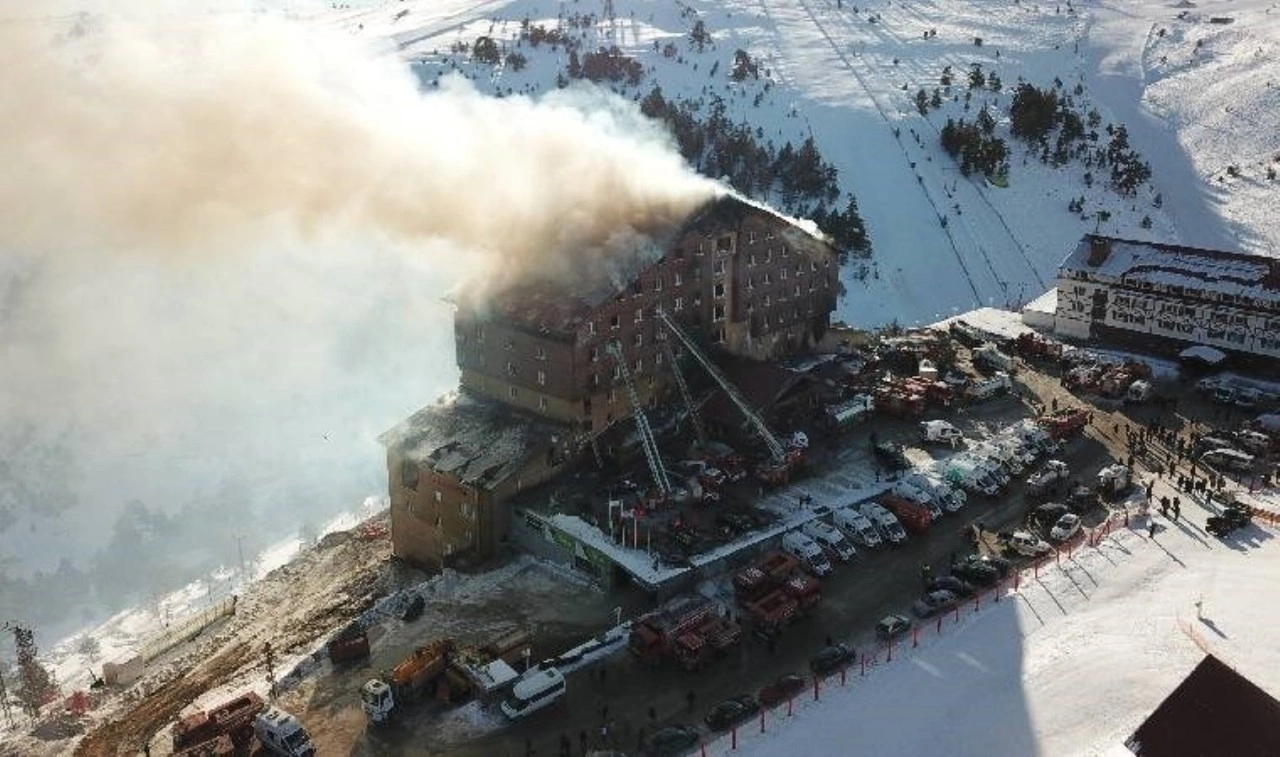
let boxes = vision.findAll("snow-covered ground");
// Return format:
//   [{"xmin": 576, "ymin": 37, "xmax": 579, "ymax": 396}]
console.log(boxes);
[
  {"xmin": 314, "ymin": 0, "xmax": 1275, "ymax": 330},
  {"xmin": 689, "ymin": 481, "xmax": 1280, "ymax": 756},
  {"xmin": 40, "ymin": 499, "xmax": 380, "ymax": 695}
]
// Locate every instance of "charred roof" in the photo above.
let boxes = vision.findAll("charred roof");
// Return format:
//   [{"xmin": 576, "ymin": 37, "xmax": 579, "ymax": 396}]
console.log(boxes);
[
  {"xmin": 464, "ymin": 194, "xmax": 835, "ymax": 337},
  {"xmin": 379, "ymin": 391, "xmax": 568, "ymax": 489}
]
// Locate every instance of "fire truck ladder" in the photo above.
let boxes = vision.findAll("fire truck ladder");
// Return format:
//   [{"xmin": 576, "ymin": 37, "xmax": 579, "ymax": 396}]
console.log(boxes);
[
  {"xmin": 605, "ymin": 340, "xmax": 672, "ymax": 497},
  {"xmin": 660, "ymin": 338, "xmax": 708, "ymax": 449},
  {"xmin": 654, "ymin": 309, "xmax": 787, "ymax": 464}
]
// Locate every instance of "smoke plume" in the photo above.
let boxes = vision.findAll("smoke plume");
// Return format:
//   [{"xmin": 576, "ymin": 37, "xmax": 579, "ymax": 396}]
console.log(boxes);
[{"xmin": 0, "ymin": 1, "xmax": 717, "ymax": 638}]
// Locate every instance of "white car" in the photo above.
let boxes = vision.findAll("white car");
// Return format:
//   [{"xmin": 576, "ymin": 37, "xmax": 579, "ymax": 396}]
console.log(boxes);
[
  {"xmin": 1049, "ymin": 513, "xmax": 1081, "ymax": 542},
  {"xmin": 1008, "ymin": 531, "xmax": 1052, "ymax": 557}
]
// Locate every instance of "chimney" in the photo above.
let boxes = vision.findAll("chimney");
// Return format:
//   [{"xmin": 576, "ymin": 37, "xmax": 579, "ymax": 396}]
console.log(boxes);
[{"xmin": 1087, "ymin": 236, "xmax": 1113, "ymax": 267}]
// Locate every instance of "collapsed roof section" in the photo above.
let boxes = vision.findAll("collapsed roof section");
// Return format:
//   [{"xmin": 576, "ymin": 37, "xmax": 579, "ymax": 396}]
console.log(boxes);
[{"xmin": 379, "ymin": 391, "xmax": 568, "ymax": 490}]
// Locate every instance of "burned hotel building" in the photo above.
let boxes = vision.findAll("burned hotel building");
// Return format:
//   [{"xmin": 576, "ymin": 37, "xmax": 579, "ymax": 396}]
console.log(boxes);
[{"xmin": 381, "ymin": 195, "xmax": 841, "ymax": 568}]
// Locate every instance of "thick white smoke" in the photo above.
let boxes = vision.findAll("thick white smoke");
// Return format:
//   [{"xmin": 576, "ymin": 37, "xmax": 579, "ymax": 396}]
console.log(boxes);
[{"xmin": 0, "ymin": 1, "xmax": 717, "ymax": 635}]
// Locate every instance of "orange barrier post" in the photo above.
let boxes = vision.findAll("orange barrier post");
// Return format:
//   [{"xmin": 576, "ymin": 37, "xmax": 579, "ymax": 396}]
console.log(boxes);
[
  {"xmin": 936, "ymin": 615, "xmax": 942, "ymax": 634},
  {"xmin": 912, "ymin": 625, "xmax": 920, "ymax": 648},
  {"xmin": 814, "ymin": 677, "xmax": 820, "ymax": 701},
  {"xmin": 732, "ymin": 727, "xmax": 737, "ymax": 751},
  {"xmin": 886, "ymin": 640, "xmax": 893, "ymax": 663},
  {"xmin": 841, "ymin": 666, "xmax": 847, "ymax": 686},
  {"xmin": 760, "ymin": 709, "xmax": 766, "ymax": 733}
]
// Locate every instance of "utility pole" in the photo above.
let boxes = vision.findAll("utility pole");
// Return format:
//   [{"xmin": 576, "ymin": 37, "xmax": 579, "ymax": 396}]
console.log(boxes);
[{"xmin": 235, "ymin": 535, "xmax": 248, "ymax": 579}]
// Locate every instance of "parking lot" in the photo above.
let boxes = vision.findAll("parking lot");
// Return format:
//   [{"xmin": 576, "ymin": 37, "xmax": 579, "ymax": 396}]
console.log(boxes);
[
  {"xmin": 346, "ymin": 356, "xmax": 1140, "ymax": 755},
  {"xmin": 308, "ymin": 336, "xmax": 1276, "ymax": 757}
]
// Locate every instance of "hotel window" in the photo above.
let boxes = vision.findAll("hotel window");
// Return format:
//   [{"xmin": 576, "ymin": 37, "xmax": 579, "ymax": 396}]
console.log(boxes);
[
  {"xmin": 713, "ymin": 304, "xmax": 725, "ymax": 321},
  {"xmin": 509, "ymin": 386, "xmax": 518, "ymax": 399},
  {"xmin": 610, "ymin": 314, "xmax": 620, "ymax": 330},
  {"xmin": 748, "ymin": 231, "xmax": 757, "ymax": 243},
  {"xmin": 537, "ymin": 370, "xmax": 546, "ymax": 386},
  {"xmin": 506, "ymin": 361, "xmax": 515, "ymax": 375},
  {"xmin": 634, "ymin": 333, "xmax": 643, "ymax": 347},
  {"xmin": 714, "ymin": 283, "xmax": 726, "ymax": 298},
  {"xmin": 715, "ymin": 260, "xmax": 726, "ymax": 275},
  {"xmin": 674, "ymin": 272, "xmax": 683, "ymax": 286},
  {"xmin": 535, "ymin": 346, "xmax": 547, "ymax": 361},
  {"xmin": 655, "ymin": 276, "xmax": 663, "ymax": 292},
  {"xmin": 538, "ymin": 396, "xmax": 548, "ymax": 411},
  {"xmin": 635, "ymin": 308, "xmax": 643, "ymax": 323},
  {"xmin": 674, "ymin": 297, "xmax": 684, "ymax": 312}
]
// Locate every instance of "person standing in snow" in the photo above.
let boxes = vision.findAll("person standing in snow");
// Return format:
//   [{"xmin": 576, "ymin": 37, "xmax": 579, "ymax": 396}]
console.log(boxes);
[{"xmin": 1148, "ymin": 520, "xmax": 1157, "ymax": 538}]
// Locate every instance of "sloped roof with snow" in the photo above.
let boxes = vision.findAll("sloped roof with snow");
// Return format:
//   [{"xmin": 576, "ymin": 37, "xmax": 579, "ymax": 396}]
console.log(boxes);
[
  {"xmin": 379, "ymin": 391, "xmax": 567, "ymax": 489},
  {"xmin": 1062, "ymin": 235, "xmax": 1280, "ymax": 306}
]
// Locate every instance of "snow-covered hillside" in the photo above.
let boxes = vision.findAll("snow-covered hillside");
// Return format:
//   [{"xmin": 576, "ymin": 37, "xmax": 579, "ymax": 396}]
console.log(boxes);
[{"xmin": 315, "ymin": 0, "xmax": 1275, "ymax": 329}]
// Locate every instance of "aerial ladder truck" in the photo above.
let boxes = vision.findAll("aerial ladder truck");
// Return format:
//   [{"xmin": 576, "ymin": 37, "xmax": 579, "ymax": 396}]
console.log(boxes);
[
  {"xmin": 606, "ymin": 340, "xmax": 673, "ymax": 504},
  {"xmin": 654, "ymin": 309, "xmax": 807, "ymax": 486}
]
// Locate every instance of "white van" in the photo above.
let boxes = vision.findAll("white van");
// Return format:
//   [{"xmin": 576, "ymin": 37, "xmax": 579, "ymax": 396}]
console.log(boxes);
[
  {"xmin": 781, "ymin": 531, "xmax": 834, "ymax": 576},
  {"xmin": 801, "ymin": 520, "xmax": 857, "ymax": 562},
  {"xmin": 500, "ymin": 667, "xmax": 565, "ymax": 720},
  {"xmin": 833, "ymin": 507, "xmax": 881, "ymax": 548},
  {"xmin": 920, "ymin": 420, "xmax": 963, "ymax": 447},
  {"xmin": 892, "ymin": 481, "xmax": 944, "ymax": 520},
  {"xmin": 858, "ymin": 503, "xmax": 907, "ymax": 545},
  {"xmin": 253, "ymin": 707, "xmax": 316, "ymax": 757}
]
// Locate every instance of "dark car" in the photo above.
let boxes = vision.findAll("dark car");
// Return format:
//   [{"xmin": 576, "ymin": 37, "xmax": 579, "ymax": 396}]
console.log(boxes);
[
  {"xmin": 1030, "ymin": 502, "xmax": 1069, "ymax": 531},
  {"xmin": 873, "ymin": 441, "xmax": 911, "ymax": 471},
  {"xmin": 704, "ymin": 695, "xmax": 760, "ymax": 731},
  {"xmin": 647, "ymin": 725, "xmax": 701, "ymax": 756},
  {"xmin": 809, "ymin": 643, "xmax": 857, "ymax": 676},
  {"xmin": 951, "ymin": 559, "xmax": 999, "ymax": 587},
  {"xmin": 1207, "ymin": 504, "xmax": 1252, "ymax": 537},
  {"xmin": 912, "ymin": 590, "xmax": 959, "ymax": 618},
  {"xmin": 977, "ymin": 554, "xmax": 1013, "ymax": 577},
  {"xmin": 926, "ymin": 575, "xmax": 975, "ymax": 598},
  {"xmin": 875, "ymin": 613, "xmax": 912, "ymax": 641},
  {"xmin": 758, "ymin": 674, "xmax": 807, "ymax": 707}
]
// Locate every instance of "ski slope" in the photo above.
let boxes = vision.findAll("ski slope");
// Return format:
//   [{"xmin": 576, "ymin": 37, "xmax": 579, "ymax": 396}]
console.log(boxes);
[{"xmin": 315, "ymin": 0, "xmax": 1275, "ymax": 329}]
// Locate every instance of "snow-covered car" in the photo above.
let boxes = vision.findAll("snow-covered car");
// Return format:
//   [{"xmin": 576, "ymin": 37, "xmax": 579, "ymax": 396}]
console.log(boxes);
[
  {"xmin": 875, "ymin": 614, "xmax": 912, "ymax": 641},
  {"xmin": 1049, "ymin": 513, "xmax": 1082, "ymax": 542},
  {"xmin": 912, "ymin": 590, "xmax": 959, "ymax": 618},
  {"xmin": 1007, "ymin": 531, "xmax": 1052, "ymax": 557}
]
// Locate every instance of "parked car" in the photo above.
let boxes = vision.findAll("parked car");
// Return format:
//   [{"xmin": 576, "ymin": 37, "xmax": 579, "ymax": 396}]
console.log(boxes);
[
  {"xmin": 975, "ymin": 554, "xmax": 1012, "ymax": 577},
  {"xmin": 912, "ymin": 590, "xmax": 959, "ymax": 618},
  {"xmin": 809, "ymin": 643, "xmax": 857, "ymax": 676},
  {"xmin": 875, "ymin": 613, "xmax": 913, "ymax": 640},
  {"xmin": 757, "ymin": 674, "xmax": 807, "ymax": 707},
  {"xmin": 951, "ymin": 559, "xmax": 999, "ymax": 587},
  {"xmin": 1007, "ymin": 531, "xmax": 1052, "ymax": 557},
  {"xmin": 926, "ymin": 576, "xmax": 975, "ymax": 598},
  {"xmin": 1031, "ymin": 502, "xmax": 1070, "ymax": 531},
  {"xmin": 648, "ymin": 725, "xmax": 701, "ymax": 756},
  {"xmin": 872, "ymin": 441, "xmax": 910, "ymax": 471},
  {"xmin": 1049, "ymin": 513, "xmax": 1081, "ymax": 542},
  {"xmin": 1206, "ymin": 504, "xmax": 1252, "ymax": 537},
  {"xmin": 704, "ymin": 695, "xmax": 760, "ymax": 731}
]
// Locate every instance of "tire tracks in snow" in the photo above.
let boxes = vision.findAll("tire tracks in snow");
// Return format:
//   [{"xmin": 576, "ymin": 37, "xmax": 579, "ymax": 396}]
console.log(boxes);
[
  {"xmin": 758, "ymin": 0, "xmax": 984, "ymax": 304},
  {"xmin": 806, "ymin": 0, "xmax": 1050, "ymax": 296}
]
